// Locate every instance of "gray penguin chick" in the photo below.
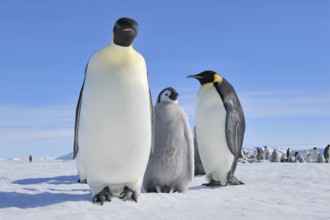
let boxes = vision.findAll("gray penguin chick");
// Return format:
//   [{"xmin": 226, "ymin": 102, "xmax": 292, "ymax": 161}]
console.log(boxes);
[
  {"xmin": 143, "ymin": 87, "xmax": 194, "ymax": 193},
  {"xmin": 270, "ymin": 149, "xmax": 281, "ymax": 162}
]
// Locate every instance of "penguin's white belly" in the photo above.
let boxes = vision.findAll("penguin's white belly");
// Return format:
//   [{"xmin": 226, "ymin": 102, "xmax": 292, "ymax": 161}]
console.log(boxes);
[
  {"xmin": 78, "ymin": 60, "xmax": 151, "ymax": 193},
  {"xmin": 195, "ymin": 85, "xmax": 234, "ymax": 184}
]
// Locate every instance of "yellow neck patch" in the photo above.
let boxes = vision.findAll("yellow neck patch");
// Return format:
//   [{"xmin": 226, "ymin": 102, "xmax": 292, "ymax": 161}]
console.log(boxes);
[{"xmin": 214, "ymin": 74, "xmax": 223, "ymax": 83}]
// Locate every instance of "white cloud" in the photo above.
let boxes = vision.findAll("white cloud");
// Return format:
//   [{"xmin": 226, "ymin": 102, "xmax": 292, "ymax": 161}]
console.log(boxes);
[
  {"xmin": 0, "ymin": 104, "xmax": 75, "ymax": 141},
  {"xmin": 239, "ymin": 90, "xmax": 330, "ymax": 118}
]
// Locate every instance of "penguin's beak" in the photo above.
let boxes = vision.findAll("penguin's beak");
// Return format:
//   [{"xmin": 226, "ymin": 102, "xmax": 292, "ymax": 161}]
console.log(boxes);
[
  {"xmin": 122, "ymin": 27, "xmax": 134, "ymax": 32},
  {"xmin": 187, "ymin": 75, "xmax": 203, "ymax": 79},
  {"xmin": 169, "ymin": 92, "xmax": 179, "ymax": 101}
]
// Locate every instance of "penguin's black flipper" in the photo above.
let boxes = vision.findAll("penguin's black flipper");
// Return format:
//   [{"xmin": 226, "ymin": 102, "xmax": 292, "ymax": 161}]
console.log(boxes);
[
  {"xmin": 73, "ymin": 63, "xmax": 88, "ymax": 159},
  {"xmin": 214, "ymin": 79, "xmax": 245, "ymax": 158},
  {"xmin": 147, "ymin": 70, "xmax": 155, "ymax": 154},
  {"xmin": 119, "ymin": 186, "xmax": 138, "ymax": 202},
  {"xmin": 93, "ymin": 186, "xmax": 112, "ymax": 205},
  {"xmin": 225, "ymin": 109, "xmax": 245, "ymax": 158}
]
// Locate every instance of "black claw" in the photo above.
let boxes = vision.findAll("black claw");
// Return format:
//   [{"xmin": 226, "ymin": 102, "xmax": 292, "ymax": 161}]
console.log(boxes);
[
  {"xmin": 202, "ymin": 179, "xmax": 222, "ymax": 187},
  {"xmin": 227, "ymin": 176, "xmax": 244, "ymax": 185},
  {"xmin": 160, "ymin": 186, "xmax": 171, "ymax": 193},
  {"xmin": 92, "ymin": 186, "xmax": 112, "ymax": 205},
  {"xmin": 77, "ymin": 179, "xmax": 87, "ymax": 184},
  {"xmin": 147, "ymin": 188, "xmax": 157, "ymax": 193},
  {"xmin": 120, "ymin": 186, "xmax": 138, "ymax": 202}
]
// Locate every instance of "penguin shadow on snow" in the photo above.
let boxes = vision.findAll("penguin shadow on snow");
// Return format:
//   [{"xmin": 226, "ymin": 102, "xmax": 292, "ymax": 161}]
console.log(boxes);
[
  {"xmin": 12, "ymin": 175, "xmax": 79, "ymax": 185},
  {"xmin": 0, "ymin": 191, "xmax": 91, "ymax": 209},
  {"xmin": 188, "ymin": 184, "xmax": 226, "ymax": 191},
  {"xmin": 0, "ymin": 175, "xmax": 91, "ymax": 208}
]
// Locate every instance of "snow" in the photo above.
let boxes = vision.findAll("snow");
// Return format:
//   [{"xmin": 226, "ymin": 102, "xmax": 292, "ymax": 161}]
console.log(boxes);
[{"xmin": 1, "ymin": 160, "xmax": 329, "ymax": 219}]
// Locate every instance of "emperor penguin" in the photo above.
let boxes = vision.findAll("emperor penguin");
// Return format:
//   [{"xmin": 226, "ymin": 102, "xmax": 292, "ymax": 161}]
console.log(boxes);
[
  {"xmin": 188, "ymin": 70, "xmax": 245, "ymax": 186},
  {"xmin": 324, "ymin": 145, "xmax": 330, "ymax": 163},
  {"xmin": 256, "ymin": 148, "xmax": 265, "ymax": 161},
  {"xmin": 263, "ymin": 146, "xmax": 270, "ymax": 160},
  {"xmin": 73, "ymin": 17, "xmax": 153, "ymax": 204},
  {"xmin": 270, "ymin": 149, "xmax": 281, "ymax": 162},
  {"xmin": 286, "ymin": 148, "xmax": 291, "ymax": 162},
  {"xmin": 143, "ymin": 87, "xmax": 194, "ymax": 193},
  {"xmin": 303, "ymin": 149, "xmax": 310, "ymax": 161},
  {"xmin": 312, "ymin": 147, "xmax": 320, "ymax": 162},
  {"xmin": 317, "ymin": 153, "xmax": 326, "ymax": 163},
  {"xmin": 294, "ymin": 152, "xmax": 304, "ymax": 163}
]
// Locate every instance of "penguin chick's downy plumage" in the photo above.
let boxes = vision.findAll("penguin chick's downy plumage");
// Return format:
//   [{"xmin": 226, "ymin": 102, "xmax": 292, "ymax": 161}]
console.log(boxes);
[
  {"xmin": 188, "ymin": 70, "xmax": 245, "ymax": 186},
  {"xmin": 270, "ymin": 149, "xmax": 281, "ymax": 162},
  {"xmin": 73, "ymin": 17, "xmax": 153, "ymax": 205},
  {"xmin": 143, "ymin": 87, "xmax": 194, "ymax": 193}
]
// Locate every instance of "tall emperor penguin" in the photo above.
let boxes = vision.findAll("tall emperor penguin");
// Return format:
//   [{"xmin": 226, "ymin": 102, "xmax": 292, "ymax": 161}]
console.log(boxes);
[
  {"xmin": 188, "ymin": 70, "xmax": 245, "ymax": 186},
  {"xmin": 73, "ymin": 17, "xmax": 153, "ymax": 205}
]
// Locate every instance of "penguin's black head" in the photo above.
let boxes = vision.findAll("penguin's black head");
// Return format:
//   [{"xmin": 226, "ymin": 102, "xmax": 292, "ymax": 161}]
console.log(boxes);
[
  {"xmin": 157, "ymin": 87, "xmax": 179, "ymax": 104},
  {"xmin": 187, "ymin": 70, "xmax": 223, "ymax": 85},
  {"xmin": 295, "ymin": 152, "xmax": 299, "ymax": 156},
  {"xmin": 113, "ymin": 17, "xmax": 139, "ymax": 47}
]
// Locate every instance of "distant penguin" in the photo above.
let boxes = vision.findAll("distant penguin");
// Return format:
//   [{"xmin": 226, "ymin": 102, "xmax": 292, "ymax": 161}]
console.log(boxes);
[
  {"xmin": 143, "ymin": 87, "xmax": 194, "ymax": 193},
  {"xmin": 73, "ymin": 17, "xmax": 153, "ymax": 204},
  {"xmin": 286, "ymin": 148, "xmax": 291, "ymax": 162},
  {"xmin": 303, "ymin": 150, "xmax": 310, "ymax": 161},
  {"xmin": 288, "ymin": 154, "xmax": 295, "ymax": 163},
  {"xmin": 29, "ymin": 155, "xmax": 32, "ymax": 163},
  {"xmin": 294, "ymin": 152, "xmax": 304, "ymax": 163},
  {"xmin": 280, "ymin": 154, "xmax": 286, "ymax": 163},
  {"xmin": 188, "ymin": 70, "xmax": 245, "ymax": 186},
  {"xmin": 263, "ymin": 146, "xmax": 270, "ymax": 160},
  {"xmin": 324, "ymin": 145, "xmax": 330, "ymax": 163},
  {"xmin": 257, "ymin": 148, "xmax": 265, "ymax": 161},
  {"xmin": 317, "ymin": 153, "xmax": 326, "ymax": 163},
  {"xmin": 270, "ymin": 149, "xmax": 281, "ymax": 162},
  {"xmin": 312, "ymin": 147, "xmax": 320, "ymax": 162},
  {"xmin": 306, "ymin": 154, "xmax": 312, "ymax": 163},
  {"xmin": 193, "ymin": 127, "xmax": 206, "ymax": 176}
]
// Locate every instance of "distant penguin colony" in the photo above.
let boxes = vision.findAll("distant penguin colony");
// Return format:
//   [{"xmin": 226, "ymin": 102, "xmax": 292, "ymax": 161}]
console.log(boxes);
[
  {"xmin": 241, "ymin": 146, "xmax": 330, "ymax": 164},
  {"xmin": 188, "ymin": 71, "xmax": 245, "ymax": 186},
  {"xmin": 143, "ymin": 87, "xmax": 194, "ymax": 193},
  {"xmin": 73, "ymin": 17, "xmax": 153, "ymax": 204}
]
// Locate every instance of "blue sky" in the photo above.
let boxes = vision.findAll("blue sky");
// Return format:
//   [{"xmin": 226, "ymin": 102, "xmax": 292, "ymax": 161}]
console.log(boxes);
[{"xmin": 1, "ymin": 0, "xmax": 329, "ymax": 159}]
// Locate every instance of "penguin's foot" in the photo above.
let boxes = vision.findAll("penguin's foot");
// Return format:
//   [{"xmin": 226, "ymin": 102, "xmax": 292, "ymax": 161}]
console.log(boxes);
[
  {"xmin": 202, "ymin": 179, "xmax": 222, "ymax": 187},
  {"xmin": 77, "ymin": 179, "xmax": 87, "ymax": 184},
  {"xmin": 146, "ymin": 187, "xmax": 157, "ymax": 193},
  {"xmin": 160, "ymin": 186, "xmax": 171, "ymax": 193},
  {"xmin": 227, "ymin": 176, "xmax": 244, "ymax": 185},
  {"xmin": 119, "ymin": 186, "xmax": 138, "ymax": 202},
  {"xmin": 93, "ymin": 186, "xmax": 112, "ymax": 205}
]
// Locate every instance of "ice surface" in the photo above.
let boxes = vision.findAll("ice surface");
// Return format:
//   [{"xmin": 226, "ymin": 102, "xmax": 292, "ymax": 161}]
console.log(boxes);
[{"xmin": 0, "ymin": 160, "xmax": 329, "ymax": 220}]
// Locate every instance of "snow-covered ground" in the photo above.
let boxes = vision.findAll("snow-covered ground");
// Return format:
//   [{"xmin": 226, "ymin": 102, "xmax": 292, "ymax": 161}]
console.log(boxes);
[{"xmin": 1, "ymin": 159, "xmax": 329, "ymax": 220}]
